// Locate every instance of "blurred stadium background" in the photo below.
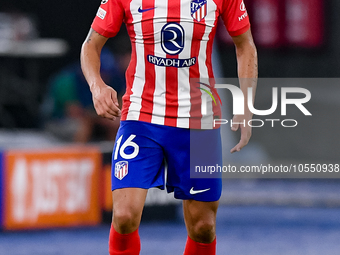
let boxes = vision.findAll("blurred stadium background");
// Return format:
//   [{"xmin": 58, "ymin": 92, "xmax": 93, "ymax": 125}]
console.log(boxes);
[{"xmin": 0, "ymin": 0, "xmax": 340, "ymax": 254}]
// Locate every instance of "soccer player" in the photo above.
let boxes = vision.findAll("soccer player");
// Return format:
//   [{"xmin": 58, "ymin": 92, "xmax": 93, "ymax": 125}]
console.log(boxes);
[{"xmin": 81, "ymin": 0, "xmax": 257, "ymax": 254}]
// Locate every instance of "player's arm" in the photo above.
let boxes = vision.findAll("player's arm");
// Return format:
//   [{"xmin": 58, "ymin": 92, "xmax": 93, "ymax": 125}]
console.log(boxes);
[
  {"xmin": 230, "ymin": 29, "xmax": 258, "ymax": 153},
  {"xmin": 81, "ymin": 28, "xmax": 121, "ymax": 120}
]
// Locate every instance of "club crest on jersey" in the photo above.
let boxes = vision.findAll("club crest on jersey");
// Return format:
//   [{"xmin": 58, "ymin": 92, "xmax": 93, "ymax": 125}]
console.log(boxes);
[
  {"xmin": 115, "ymin": 161, "xmax": 128, "ymax": 180},
  {"xmin": 191, "ymin": 0, "xmax": 207, "ymax": 22}
]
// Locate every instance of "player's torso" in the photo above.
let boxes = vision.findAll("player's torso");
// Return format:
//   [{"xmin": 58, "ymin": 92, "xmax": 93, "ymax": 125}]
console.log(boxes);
[{"xmin": 120, "ymin": 0, "xmax": 222, "ymax": 128}]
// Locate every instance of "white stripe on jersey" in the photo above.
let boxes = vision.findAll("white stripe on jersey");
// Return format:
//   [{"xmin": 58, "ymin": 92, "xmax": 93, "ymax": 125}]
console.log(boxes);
[
  {"xmin": 200, "ymin": 0, "xmax": 217, "ymax": 129},
  {"xmin": 151, "ymin": 0, "xmax": 168, "ymax": 125},
  {"xmin": 126, "ymin": 0, "xmax": 145, "ymax": 121},
  {"xmin": 176, "ymin": 0, "xmax": 194, "ymax": 128}
]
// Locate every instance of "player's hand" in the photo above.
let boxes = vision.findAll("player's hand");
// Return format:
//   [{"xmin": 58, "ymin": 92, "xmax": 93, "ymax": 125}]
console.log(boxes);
[
  {"xmin": 230, "ymin": 115, "xmax": 252, "ymax": 153},
  {"xmin": 90, "ymin": 82, "xmax": 121, "ymax": 120}
]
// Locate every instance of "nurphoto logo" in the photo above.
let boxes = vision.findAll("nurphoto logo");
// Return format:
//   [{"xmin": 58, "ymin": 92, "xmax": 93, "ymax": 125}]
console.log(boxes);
[{"xmin": 200, "ymin": 83, "xmax": 312, "ymax": 128}]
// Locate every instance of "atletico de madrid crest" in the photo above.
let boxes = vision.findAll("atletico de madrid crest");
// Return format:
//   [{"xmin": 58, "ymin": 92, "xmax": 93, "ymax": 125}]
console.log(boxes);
[
  {"xmin": 191, "ymin": 0, "xmax": 207, "ymax": 22},
  {"xmin": 115, "ymin": 161, "xmax": 128, "ymax": 180}
]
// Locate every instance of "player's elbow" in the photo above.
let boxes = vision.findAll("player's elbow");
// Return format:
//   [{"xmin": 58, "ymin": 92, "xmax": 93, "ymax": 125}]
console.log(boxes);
[
  {"xmin": 80, "ymin": 40, "xmax": 93, "ymax": 59},
  {"xmin": 233, "ymin": 30, "xmax": 257, "ymax": 59},
  {"xmin": 80, "ymin": 35, "xmax": 102, "ymax": 61},
  {"xmin": 236, "ymin": 39, "xmax": 257, "ymax": 60},
  {"xmin": 80, "ymin": 40, "xmax": 100, "ymax": 73}
]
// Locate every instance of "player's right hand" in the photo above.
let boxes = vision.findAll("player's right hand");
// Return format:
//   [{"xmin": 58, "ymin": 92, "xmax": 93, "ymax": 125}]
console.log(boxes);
[{"xmin": 90, "ymin": 82, "xmax": 121, "ymax": 120}]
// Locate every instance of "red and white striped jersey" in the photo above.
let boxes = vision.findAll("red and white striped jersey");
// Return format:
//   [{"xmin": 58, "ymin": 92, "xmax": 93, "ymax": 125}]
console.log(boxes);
[{"xmin": 92, "ymin": 0, "xmax": 250, "ymax": 129}]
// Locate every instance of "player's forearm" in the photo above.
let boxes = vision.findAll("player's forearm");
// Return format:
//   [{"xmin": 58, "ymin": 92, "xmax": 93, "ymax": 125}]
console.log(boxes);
[
  {"xmin": 235, "ymin": 38, "xmax": 258, "ymax": 118},
  {"xmin": 80, "ymin": 29, "xmax": 107, "ymax": 92},
  {"xmin": 81, "ymin": 43, "xmax": 104, "ymax": 92}
]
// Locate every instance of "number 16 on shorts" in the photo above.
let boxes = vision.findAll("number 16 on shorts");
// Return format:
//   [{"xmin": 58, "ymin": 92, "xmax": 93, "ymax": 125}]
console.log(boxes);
[{"xmin": 113, "ymin": 134, "xmax": 139, "ymax": 180}]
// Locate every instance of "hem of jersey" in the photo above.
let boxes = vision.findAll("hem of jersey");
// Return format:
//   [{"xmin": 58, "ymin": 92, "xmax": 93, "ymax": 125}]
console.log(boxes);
[
  {"xmin": 120, "ymin": 119, "xmax": 189, "ymax": 130},
  {"xmin": 121, "ymin": 118, "xmax": 220, "ymax": 130},
  {"xmin": 91, "ymin": 23, "xmax": 116, "ymax": 38},
  {"xmin": 228, "ymin": 23, "xmax": 250, "ymax": 37}
]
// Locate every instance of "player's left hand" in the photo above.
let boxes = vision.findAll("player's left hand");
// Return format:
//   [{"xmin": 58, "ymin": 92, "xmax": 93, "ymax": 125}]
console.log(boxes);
[{"xmin": 230, "ymin": 115, "xmax": 252, "ymax": 153}]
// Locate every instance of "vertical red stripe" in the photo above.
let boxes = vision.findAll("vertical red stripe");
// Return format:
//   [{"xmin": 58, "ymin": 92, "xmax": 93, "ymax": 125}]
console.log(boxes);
[
  {"xmin": 121, "ymin": 3, "xmax": 136, "ymax": 121},
  {"xmin": 138, "ymin": 0, "xmax": 156, "ymax": 123},
  {"xmin": 164, "ymin": 0, "xmax": 180, "ymax": 127},
  {"xmin": 189, "ymin": 21, "xmax": 206, "ymax": 129}
]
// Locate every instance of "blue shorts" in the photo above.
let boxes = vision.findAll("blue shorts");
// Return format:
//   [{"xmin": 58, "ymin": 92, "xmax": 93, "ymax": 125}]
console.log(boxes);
[{"xmin": 111, "ymin": 120, "xmax": 222, "ymax": 202}]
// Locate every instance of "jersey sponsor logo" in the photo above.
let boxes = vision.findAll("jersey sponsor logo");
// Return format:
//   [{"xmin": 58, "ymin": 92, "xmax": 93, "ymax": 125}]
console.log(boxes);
[
  {"xmin": 191, "ymin": 0, "xmax": 207, "ymax": 22},
  {"xmin": 101, "ymin": 0, "xmax": 108, "ymax": 4},
  {"xmin": 189, "ymin": 187, "xmax": 211, "ymax": 195},
  {"xmin": 150, "ymin": 23, "xmax": 196, "ymax": 68},
  {"xmin": 148, "ymin": 55, "xmax": 196, "ymax": 68},
  {"xmin": 115, "ymin": 161, "xmax": 128, "ymax": 180},
  {"xmin": 138, "ymin": 6, "xmax": 156, "ymax": 13},
  {"xmin": 240, "ymin": 0, "xmax": 246, "ymax": 11},
  {"xmin": 161, "ymin": 23, "xmax": 185, "ymax": 55},
  {"xmin": 97, "ymin": 7, "xmax": 107, "ymax": 20}
]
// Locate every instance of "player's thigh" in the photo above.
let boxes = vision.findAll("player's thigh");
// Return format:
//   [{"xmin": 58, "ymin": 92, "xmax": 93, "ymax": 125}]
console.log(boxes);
[{"xmin": 165, "ymin": 127, "xmax": 222, "ymax": 201}]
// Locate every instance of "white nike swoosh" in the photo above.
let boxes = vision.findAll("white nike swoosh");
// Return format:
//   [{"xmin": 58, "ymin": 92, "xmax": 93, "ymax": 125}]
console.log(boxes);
[{"xmin": 190, "ymin": 187, "xmax": 211, "ymax": 195}]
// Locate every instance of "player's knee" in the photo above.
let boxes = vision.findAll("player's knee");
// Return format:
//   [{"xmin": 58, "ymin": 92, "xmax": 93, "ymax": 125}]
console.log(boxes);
[
  {"xmin": 191, "ymin": 219, "xmax": 216, "ymax": 243},
  {"xmin": 113, "ymin": 207, "xmax": 140, "ymax": 233}
]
